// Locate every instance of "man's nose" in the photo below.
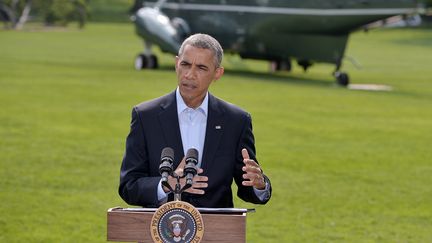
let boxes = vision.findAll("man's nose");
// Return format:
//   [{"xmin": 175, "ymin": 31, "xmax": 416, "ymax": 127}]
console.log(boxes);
[{"xmin": 185, "ymin": 66, "xmax": 197, "ymax": 79}]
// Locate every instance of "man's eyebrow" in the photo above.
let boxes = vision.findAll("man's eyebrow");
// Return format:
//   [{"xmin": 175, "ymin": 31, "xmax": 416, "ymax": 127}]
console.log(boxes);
[
  {"xmin": 197, "ymin": 64, "xmax": 209, "ymax": 70},
  {"xmin": 179, "ymin": 59, "xmax": 210, "ymax": 69}
]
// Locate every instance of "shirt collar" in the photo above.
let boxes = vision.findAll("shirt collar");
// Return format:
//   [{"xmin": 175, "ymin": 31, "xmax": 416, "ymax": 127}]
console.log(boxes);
[{"xmin": 176, "ymin": 87, "xmax": 208, "ymax": 116}]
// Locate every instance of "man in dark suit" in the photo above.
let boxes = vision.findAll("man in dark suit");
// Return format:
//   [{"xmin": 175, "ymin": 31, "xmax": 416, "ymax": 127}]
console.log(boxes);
[{"xmin": 119, "ymin": 34, "xmax": 271, "ymax": 208}]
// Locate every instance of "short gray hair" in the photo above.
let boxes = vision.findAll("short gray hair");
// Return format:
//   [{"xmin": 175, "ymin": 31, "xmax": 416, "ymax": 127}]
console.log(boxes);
[{"xmin": 178, "ymin": 33, "xmax": 224, "ymax": 68}]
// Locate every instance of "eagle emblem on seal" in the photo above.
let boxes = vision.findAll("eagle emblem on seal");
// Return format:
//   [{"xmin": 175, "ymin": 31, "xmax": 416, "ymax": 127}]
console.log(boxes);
[{"xmin": 165, "ymin": 214, "xmax": 191, "ymax": 242}]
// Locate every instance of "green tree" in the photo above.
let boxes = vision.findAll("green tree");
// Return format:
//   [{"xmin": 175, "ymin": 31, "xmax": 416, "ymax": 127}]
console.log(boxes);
[
  {"xmin": 0, "ymin": 0, "xmax": 89, "ymax": 29},
  {"xmin": 39, "ymin": 0, "xmax": 89, "ymax": 27},
  {"xmin": 0, "ymin": 0, "xmax": 32, "ymax": 29}
]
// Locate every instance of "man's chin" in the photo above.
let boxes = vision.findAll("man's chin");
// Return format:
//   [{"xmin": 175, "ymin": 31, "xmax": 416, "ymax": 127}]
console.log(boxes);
[{"xmin": 180, "ymin": 87, "xmax": 196, "ymax": 97}]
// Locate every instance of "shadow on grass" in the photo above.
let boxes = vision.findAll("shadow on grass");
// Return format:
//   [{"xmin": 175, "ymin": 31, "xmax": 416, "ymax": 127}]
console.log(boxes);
[
  {"xmin": 224, "ymin": 69, "xmax": 333, "ymax": 87},
  {"xmin": 156, "ymin": 64, "xmax": 334, "ymax": 87}
]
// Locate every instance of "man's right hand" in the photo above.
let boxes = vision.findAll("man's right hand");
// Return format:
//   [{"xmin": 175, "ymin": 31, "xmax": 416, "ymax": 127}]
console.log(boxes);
[{"xmin": 162, "ymin": 157, "xmax": 208, "ymax": 194}]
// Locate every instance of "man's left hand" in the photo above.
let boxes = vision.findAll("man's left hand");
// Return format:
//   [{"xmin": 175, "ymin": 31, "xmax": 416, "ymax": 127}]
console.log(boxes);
[{"xmin": 241, "ymin": 148, "xmax": 266, "ymax": 190}]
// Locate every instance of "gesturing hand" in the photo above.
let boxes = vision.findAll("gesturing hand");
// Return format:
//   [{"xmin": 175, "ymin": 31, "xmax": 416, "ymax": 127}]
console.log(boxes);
[
  {"xmin": 241, "ymin": 148, "xmax": 266, "ymax": 190},
  {"xmin": 163, "ymin": 157, "xmax": 208, "ymax": 195}
]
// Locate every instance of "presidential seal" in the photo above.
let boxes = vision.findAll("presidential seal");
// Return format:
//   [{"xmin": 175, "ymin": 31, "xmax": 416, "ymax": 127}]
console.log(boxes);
[{"xmin": 150, "ymin": 201, "xmax": 204, "ymax": 243}]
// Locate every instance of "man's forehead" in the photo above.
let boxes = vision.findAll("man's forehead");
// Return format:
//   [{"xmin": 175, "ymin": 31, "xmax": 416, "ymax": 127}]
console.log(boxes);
[
  {"xmin": 180, "ymin": 46, "xmax": 215, "ymax": 66},
  {"xmin": 182, "ymin": 45, "xmax": 213, "ymax": 57}
]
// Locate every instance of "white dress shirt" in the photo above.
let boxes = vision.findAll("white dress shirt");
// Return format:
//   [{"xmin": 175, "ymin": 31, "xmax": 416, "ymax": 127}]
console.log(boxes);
[{"xmin": 176, "ymin": 88, "xmax": 207, "ymax": 167}]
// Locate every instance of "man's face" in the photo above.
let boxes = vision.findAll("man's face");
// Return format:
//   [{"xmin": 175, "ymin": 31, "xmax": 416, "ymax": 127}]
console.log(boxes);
[{"xmin": 175, "ymin": 44, "xmax": 224, "ymax": 108}]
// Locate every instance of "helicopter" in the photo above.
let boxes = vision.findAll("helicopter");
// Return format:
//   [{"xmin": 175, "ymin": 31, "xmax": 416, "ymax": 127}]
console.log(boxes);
[{"xmin": 131, "ymin": 0, "xmax": 419, "ymax": 86}]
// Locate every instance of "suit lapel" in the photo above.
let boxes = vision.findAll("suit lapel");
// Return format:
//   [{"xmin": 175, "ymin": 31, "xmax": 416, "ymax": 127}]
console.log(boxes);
[
  {"xmin": 201, "ymin": 94, "xmax": 225, "ymax": 172},
  {"xmin": 158, "ymin": 91, "xmax": 184, "ymax": 167}
]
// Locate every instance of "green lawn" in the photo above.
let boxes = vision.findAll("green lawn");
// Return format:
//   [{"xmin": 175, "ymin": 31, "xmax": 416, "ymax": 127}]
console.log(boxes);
[{"xmin": 1, "ymin": 23, "xmax": 431, "ymax": 242}]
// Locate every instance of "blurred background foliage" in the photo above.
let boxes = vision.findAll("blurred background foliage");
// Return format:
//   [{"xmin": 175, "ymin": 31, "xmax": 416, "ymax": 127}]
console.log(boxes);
[
  {"xmin": 0, "ymin": 0, "xmax": 90, "ymax": 28},
  {"xmin": 0, "ymin": 0, "xmax": 132, "ymax": 29}
]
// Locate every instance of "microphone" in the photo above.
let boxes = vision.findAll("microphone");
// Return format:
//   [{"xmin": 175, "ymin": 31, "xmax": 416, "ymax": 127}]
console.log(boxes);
[
  {"xmin": 184, "ymin": 148, "xmax": 199, "ymax": 187},
  {"xmin": 159, "ymin": 147, "xmax": 174, "ymax": 188}
]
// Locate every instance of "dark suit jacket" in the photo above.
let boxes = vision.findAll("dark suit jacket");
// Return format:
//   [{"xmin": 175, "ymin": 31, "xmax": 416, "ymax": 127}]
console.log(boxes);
[{"xmin": 119, "ymin": 91, "xmax": 271, "ymax": 208}]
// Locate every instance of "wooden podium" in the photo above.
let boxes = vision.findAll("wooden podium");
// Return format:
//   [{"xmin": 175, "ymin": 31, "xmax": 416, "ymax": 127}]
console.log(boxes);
[{"xmin": 107, "ymin": 207, "xmax": 251, "ymax": 242}]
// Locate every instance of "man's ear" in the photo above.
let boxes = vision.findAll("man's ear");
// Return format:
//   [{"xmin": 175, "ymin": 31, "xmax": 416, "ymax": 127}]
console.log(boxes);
[
  {"xmin": 214, "ymin": 67, "xmax": 224, "ymax": 81},
  {"xmin": 175, "ymin": 56, "xmax": 179, "ymax": 70}
]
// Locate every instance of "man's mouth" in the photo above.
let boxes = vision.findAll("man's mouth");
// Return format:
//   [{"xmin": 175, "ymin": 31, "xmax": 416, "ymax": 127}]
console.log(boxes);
[{"xmin": 182, "ymin": 82, "xmax": 197, "ymax": 90}]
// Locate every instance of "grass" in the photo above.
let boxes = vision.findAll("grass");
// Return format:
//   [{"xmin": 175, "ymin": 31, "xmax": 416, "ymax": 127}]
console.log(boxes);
[{"xmin": 1, "ymin": 23, "xmax": 432, "ymax": 242}]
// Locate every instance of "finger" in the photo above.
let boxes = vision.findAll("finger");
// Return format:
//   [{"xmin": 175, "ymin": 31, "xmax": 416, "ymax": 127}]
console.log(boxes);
[
  {"xmin": 197, "ymin": 168, "xmax": 204, "ymax": 175},
  {"xmin": 242, "ymin": 174, "xmax": 258, "ymax": 187},
  {"xmin": 242, "ymin": 173, "xmax": 265, "ymax": 188},
  {"xmin": 193, "ymin": 175, "xmax": 208, "ymax": 182},
  {"xmin": 242, "ymin": 172, "xmax": 259, "ymax": 181},
  {"xmin": 191, "ymin": 182, "xmax": 208, "ymax": 189},
  {"xmin": 186, "ymin": 188, "xmax": 205, "ymax": 194},
  {"xmin": 185, "ymin": 183, "xmax": 206, "ymax": 194},
  {"xmin": 242, "ymin": 162, "xmax": 262, "ymax": 174},
  {"xmin": 243, "ymin": 158, "xmax": 259, "ymax": 167},
  {"xmin": 174, "ymin": 157, "xmax": 186, "ymax": 175},
  {"xmin": 242, "ymin": 179, "xmax": 265, "ymax": 189},
  {"xmin": 176, "ymin": 157, "xmax": 186, "ymax": 170},
  {"xmin": 241, "ymin": 148, "xmax": 250, "ymax": 160},
  {"xmin": 242, "ymin": 180, "xmax": 254, "ymax": 187}
]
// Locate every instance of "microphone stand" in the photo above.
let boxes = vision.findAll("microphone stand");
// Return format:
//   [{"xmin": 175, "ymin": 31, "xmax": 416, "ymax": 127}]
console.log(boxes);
[
  {"xmin": 173, "ymin": 173, "xmax": 182, "ymax": 201},
  {"xmin": 171, "ymin": 172, "xmax": 192, "ymax": 201}
]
